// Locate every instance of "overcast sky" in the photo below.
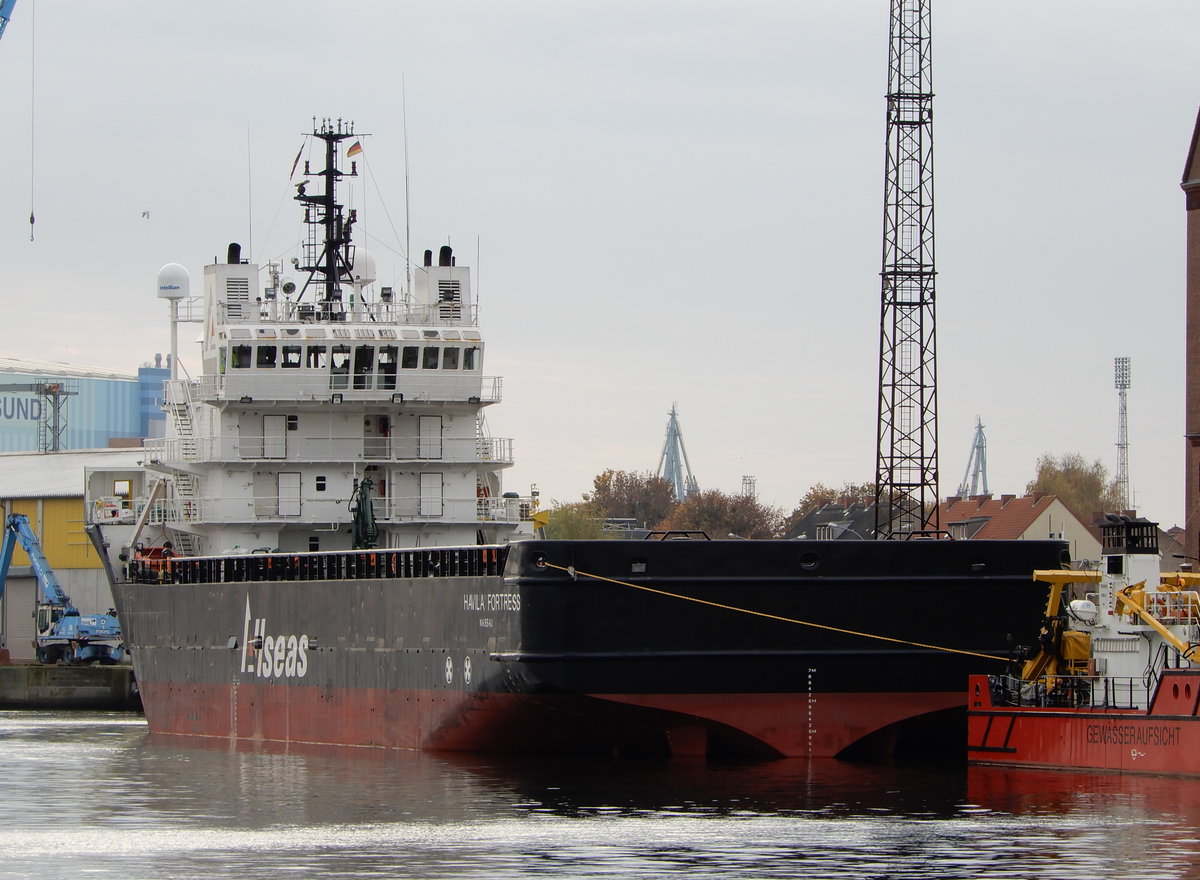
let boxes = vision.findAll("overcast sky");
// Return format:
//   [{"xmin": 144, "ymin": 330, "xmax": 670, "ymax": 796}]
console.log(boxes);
[{"xmin": 0, "ymin": 1, "xmax": 1195, "ymax": 526}]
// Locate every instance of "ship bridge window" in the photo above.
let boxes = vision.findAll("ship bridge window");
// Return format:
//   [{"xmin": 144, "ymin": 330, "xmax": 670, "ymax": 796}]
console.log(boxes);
[
  {"xmin": 463, "ymin": 347, "xmax": 478, "ymax": 371},
  {"xmin": 379, "ymin": 345, "xmax": 398, "ymax": 390},
  {"xmin": 281, "ymin": 345, "xmax": 302, "ymax": 368},
  {"xmin": 331, "ymin": 345, "xmax": 351, "ymax": 389},
  {"xmin": 422, "ymin": 346, "xmax": 440, "ymax": 370},
  {"xmin": 231, "ymin": 345, "xmax": 252, "ymax": 369},
  {"xmin": 306, "ymin": 345, "xmax": 327, "ymax": 369},
  {"xmin": 257, "ymin": 346, "xmax": 278, "ymax": 368},
  {"xmin": 442, "ymin": 347, "xmax": 459, "ymax": 370},
  {"xmin": 401, "ymin": 346, "xmax": 419, "ymax": 369},
  {"xmin": 353, "ymin": 345, "xmax": 375, "ymax": 390}
]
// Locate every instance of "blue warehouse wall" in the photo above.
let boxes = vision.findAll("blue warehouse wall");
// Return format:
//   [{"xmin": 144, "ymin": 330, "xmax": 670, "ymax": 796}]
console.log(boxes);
[{"xmin": 0, "ymin": 368, "xmax": 161, "ymax": 451}]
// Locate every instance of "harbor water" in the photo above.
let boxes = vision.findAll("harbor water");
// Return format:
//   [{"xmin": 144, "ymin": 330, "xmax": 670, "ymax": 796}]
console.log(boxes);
[{"xmin": 2, "ymin": 711, "xmax": 1199, "ymax": 879}]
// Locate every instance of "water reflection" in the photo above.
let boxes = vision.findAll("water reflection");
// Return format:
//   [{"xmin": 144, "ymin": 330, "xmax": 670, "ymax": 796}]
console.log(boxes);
[{"xmin": 1, "ymin": 712, "xmax": 1199, "ymax": 879}]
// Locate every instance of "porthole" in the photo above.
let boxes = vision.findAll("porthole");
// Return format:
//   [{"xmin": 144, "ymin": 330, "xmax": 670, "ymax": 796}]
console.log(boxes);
[{"xmin": 799, "ymin": 552, "xmax": 820, "ymax": 572}]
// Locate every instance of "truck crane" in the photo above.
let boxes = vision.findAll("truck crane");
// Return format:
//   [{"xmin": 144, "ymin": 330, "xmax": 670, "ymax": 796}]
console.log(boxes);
[{"xmin": 0, "ymin": 514, "xmax": 124, "ymax": 664}]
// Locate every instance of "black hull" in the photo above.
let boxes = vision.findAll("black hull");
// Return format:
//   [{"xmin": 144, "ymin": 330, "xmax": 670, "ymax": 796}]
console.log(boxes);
[{"xmin": 106, "ymin": 536, "xmax": 1069, "ymax": 758}]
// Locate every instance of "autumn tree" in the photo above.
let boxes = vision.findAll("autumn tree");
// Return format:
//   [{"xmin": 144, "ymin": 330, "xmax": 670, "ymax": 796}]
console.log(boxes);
[
  {"xmin": 585, "ymin": 469, "xmax": 676, "ymax": 527},
  {"xmin": 655, "ymin": 489, "xmax": 784, "ymax": 539},
  {"xmin": 1025, "ymin": 453, "xmax": 1123, "ymax": 520},
  {"xmin": 782, "ymin": 481, "xmax": 876, "ymax": 535},
  {"xmin": 542, "ymin": 500, "xmax": 610, "ymax": 540}
]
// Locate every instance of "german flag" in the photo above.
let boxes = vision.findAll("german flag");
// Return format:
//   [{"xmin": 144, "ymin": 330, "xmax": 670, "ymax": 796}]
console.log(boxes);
[{"xmin": 346, "ymin": 140, "xmax": 363, "ymax": 157}]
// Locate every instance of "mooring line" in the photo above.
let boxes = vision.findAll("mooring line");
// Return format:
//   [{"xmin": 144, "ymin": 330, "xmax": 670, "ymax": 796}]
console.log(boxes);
[{"xmin": 540, "ymin": 560, "xmax": 1008, "ymax": 663}]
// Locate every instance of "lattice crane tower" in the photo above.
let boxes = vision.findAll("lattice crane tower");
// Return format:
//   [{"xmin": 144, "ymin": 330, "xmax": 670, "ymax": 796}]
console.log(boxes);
[
  {"xmin": 657, "ymin": 403, "xmax": 698, "ymax": 502},
  {"xmin": 874, "ymin": 0, "xmax": 940, "ymax": 538},
  {"xmin": 1115, "ymin": 356, "xmax": 1131, "ymax": 510}
]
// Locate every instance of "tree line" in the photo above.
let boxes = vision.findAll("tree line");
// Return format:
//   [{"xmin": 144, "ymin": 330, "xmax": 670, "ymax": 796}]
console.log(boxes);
[{"xmin": 542, "ymin": 453, "xmax": 1125, "ymax": 540}]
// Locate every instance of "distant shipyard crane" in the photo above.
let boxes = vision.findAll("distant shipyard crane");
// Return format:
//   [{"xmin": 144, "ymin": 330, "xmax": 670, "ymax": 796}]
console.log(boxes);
[
  {"xmin": 875, "ymin": 0, "xmax": 940, "ymax": 538},
  {"xmin": 956, "ymin": 417, "xmax": 989, "ymax": 499},
  {"xmin": 1114, "ymin": 356, "xmax": 1131, "ymax": 510},
  {"xmin": 657, "ymin": 403, "xmax": 698, "ymax": 502}
]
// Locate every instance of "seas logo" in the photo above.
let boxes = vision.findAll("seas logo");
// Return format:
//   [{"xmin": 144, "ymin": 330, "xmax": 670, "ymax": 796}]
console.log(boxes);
[{"xmin": 240, "ymin": 596, "xmax": 310, "ymax": 679}]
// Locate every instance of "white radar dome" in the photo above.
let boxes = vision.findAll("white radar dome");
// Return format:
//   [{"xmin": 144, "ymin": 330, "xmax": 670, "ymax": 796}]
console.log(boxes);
[
  {"xmin": 157, "ymin": 263, "xmax": 190, "ymax": 300},
  {"xmin": 349, "ymin": 248, "xmax": 376, "ymax": 286}
]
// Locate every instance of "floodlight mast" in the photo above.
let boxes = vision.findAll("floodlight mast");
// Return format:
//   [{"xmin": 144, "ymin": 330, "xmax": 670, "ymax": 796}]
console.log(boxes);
[{"xmin": 1115, "ymin": 356, "xmax": 1131, "ymax": 510}]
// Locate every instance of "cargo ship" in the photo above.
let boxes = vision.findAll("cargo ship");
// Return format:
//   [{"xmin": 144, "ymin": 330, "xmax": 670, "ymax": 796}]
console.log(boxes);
[
  {"xmin": 85, "ymin": 120, "xmax": 1070, "ymax": 759},
  {"xmin": 968, "ymin": 517, "xmax": 1200, "ymax": 775}
]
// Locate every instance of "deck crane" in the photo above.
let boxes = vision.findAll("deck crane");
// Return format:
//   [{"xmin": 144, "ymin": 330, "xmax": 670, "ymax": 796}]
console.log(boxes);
[{"xmin": 0, "ymin": 514, "xmax": 124, "ymax": 664}]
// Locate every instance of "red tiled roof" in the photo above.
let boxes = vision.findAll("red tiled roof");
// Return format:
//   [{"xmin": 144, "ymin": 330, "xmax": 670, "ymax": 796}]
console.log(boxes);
[{"xmin": 932, "ymin": 494, "xmax": 1066, "ymax": 539}]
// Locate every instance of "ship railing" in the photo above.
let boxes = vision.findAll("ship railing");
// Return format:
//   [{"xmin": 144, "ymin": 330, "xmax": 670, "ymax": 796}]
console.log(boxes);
[
  {"xmin": 127, "ymin": 544, "xmax": 510, "ymax": 585},
  {"xmin": 988, "ymin": 674, "xmax": 1151, "ymax": 711},
  {"xmin": 137, "ymin": 492, "xmax": 536, "ymax": 525},
  {"xmin": 190, "ymin": 374, "xmax": 502, "ymax": 404},
  {"xmin": 219, "ymin": 299, "xmax": 480, "ymax": 327},
  {"xmin": 144, "ymin": 434, "xmax": 514, "ymax": 466}
]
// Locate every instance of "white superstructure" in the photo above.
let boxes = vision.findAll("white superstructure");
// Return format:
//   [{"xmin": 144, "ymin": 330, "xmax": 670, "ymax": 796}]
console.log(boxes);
[{"xmin": 86, "ymin": 121, "xmax": 532, "ymax": 558}]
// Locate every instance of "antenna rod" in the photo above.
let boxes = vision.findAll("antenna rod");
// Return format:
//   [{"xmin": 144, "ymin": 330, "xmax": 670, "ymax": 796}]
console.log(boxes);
[{"xmin": 403, "ymin": 76, "xmax": 412, "ymax": 296}]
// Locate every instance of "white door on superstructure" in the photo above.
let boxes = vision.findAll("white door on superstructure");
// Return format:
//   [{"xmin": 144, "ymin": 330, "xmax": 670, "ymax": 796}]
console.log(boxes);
[
  {"xmin": 264, "ymin": 415, "xmax": 287, "ymax": 459},
  {"xmin": 419, "ymin": 472, "xmax": 443, "ymax": 517},
  {"xmin": 278, "ymin": 472, "xmax": 301, "ymax": 516},
  {"xmin": 419, "ymin": 415, "xmax": 443, "ymax": 459}
]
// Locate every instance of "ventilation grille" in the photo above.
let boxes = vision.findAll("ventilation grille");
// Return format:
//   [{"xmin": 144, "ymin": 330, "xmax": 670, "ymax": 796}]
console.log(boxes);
[
  {"xmin": 437, "ymin": 280, "xmax": 462, "ymax": 321},
  {"xmin": 225, "ymin": 277, "xmax": 251, "ymax": 320}
]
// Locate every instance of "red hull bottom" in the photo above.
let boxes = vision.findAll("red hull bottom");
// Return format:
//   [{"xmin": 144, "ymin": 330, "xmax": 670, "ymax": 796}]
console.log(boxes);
[
  {"xmin": 967, "ymin": 672, "xmax": 1200, "ymax": 777},
  {"xmin": 141, "ymin": 681, "xmax": 966, "ymax": 759}
]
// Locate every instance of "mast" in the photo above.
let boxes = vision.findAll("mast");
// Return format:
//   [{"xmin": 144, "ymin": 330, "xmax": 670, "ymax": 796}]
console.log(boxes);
[
  {"xmin": 874, "ymin": 0, "xmax": 939, "ymax": 538},
  {"xmin": 294, "ymin": 118, "xmax": 364, "ymax": 312}
]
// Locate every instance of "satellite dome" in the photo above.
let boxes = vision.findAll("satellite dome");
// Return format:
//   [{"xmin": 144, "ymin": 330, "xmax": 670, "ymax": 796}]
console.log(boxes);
[
  {"xmin": 349, "ymin": 248, "xmax": 376, "ymax": 286},
  {"xmin": 157, "ymin": 263, "xmax": 190, "ymax": 300}
]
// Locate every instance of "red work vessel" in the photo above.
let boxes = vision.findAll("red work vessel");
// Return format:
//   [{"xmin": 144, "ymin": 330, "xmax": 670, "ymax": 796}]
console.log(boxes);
[{"xmin": 968, "ymin": 518, "xmax": 1200, "ymax": 776}]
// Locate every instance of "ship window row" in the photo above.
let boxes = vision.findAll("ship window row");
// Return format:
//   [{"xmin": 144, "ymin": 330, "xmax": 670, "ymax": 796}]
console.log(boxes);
[{"xmin": 224, "ymin": 344, "xmax": 479, "ymax": 387}]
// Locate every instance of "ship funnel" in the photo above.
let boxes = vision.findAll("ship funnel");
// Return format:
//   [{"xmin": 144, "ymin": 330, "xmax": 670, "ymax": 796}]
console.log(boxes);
[
  {"xmin": 227, "ymin": 243, "xmax": 242, "ymax": 264},
  {"xmin": 438, "ymin": 245, "xmax": 453, "ymax": 267},
  {"xmin": 424, "ymin": 249, "xmax": 433, "ymax": 267}
]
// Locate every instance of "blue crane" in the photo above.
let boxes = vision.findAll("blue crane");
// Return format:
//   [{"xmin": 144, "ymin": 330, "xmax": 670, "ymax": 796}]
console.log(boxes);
[
  {"xmin": 0, "ymin": 514, "xmax": 124, "ymax": 665},
  {"xmin": 0, "ymin": 0, "xmax": 16, "ymax": 43}
]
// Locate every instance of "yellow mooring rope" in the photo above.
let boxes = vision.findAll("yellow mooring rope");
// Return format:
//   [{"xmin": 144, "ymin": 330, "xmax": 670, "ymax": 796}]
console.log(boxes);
[{"xmin": 540, "ymin": 560, "xmax": 1009, "ymax": 663}]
